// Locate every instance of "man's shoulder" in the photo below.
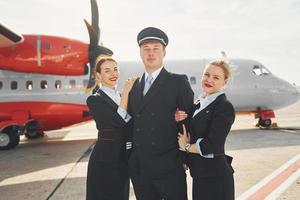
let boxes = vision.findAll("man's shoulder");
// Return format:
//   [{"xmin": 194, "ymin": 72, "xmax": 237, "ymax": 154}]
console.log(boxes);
[{"xmin": 168, "ymin": 72, "xmax": 188, "ymax": 82}]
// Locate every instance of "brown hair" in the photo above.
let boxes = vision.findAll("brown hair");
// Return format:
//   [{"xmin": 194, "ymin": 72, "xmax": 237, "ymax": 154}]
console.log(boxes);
[
  {"xmin": 205, "ymin": 59, "xmax": 231, "ymax": 81},
  {"xmin": 95, "ymin": 56, "xmax": 117, "ymax": 74}
]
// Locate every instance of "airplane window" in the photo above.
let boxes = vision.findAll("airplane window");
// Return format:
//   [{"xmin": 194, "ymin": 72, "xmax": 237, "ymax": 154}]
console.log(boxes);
[
  {"xmin": 69, "ymin": 80, "xmax": 76, "ymax": 89},
  {"xmin": 55, "ymin": 80, "xmax": 62, "ymax": 89},
  {"xmin": 83, "ymin": 80, "xmax": 89, "ymax": 88},
  {"xmin": 11, "ymin": 81, "xmax": 18, "ymax": 90},
  {"xmin": 26, "ymin": 81, "xmax": 33, "ymax": 90},
  {"xmin": 0, "ymin": 81, "xmax": 2, "ymax": 90},
  {"xmin": 41, "ymin": 80, "xmax": 48, "ymax": 89},
  {"xmin": 190, "ymin": 76, "xmax": 197, "ymax": 85},
  {"xmin": 262, "ymin": 67, "xmax": 270, "ymax": 75},
  {"xmin": 252, "ymin": 65, "xmax": 262, "ymax": 76}
]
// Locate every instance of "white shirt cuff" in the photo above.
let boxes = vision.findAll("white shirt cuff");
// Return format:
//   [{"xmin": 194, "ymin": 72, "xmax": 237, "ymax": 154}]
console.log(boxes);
[
  {"xmin": 117, "ymin": 107, "xmax": 132, "ymax": 123},
  {"xmin": 196, "ymin": 138, "xmax": 214, "ymax": 158}
]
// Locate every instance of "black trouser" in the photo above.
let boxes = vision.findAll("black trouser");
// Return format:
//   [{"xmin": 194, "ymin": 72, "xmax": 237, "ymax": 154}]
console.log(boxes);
[
  {"xmin": 192, "ymin": 172, "xmax": 234, "ymax": 200},
  {"xmin": 131, "ymin": 169, "xmax": 187, "ymax": 200},
  {"xmin": 86, "ymin": 160, "xmax": 129, "ymax": 200}
]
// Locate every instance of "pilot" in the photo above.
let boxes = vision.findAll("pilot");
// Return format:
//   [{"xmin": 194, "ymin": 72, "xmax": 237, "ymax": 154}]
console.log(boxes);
[
  {"xmin": 127, "ymin": 27, "xmax": 194, "ymax": 200},
  {"xmin": 176, "ymin": 59, "xmax": 235, "ymax": 200},
  {"xmin": 86, "ymin": 56, "xmax": 136, "ymax": 200}
]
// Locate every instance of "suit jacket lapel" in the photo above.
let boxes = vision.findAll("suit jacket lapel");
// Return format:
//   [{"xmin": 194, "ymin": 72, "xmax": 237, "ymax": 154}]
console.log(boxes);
[
  {"xmin": 192, "ymin": 93, "xmax": 226, "ymax": 119},
  {"xmin": 130, "ymin": 77, "xmax": 143, "ymax": 112},
  {"xmin": 138, "ymin": 68, "xmax": 168, "ymax": 113},
  {"xmin": 98, "ymin": 89, "xmax": 118, "ymax": 110}
]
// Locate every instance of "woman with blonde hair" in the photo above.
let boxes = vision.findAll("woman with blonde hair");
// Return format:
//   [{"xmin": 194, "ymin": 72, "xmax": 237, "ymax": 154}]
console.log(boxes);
[{"xmin": 176, "ymin": 60, "xmax": 235, "ymax": 200}]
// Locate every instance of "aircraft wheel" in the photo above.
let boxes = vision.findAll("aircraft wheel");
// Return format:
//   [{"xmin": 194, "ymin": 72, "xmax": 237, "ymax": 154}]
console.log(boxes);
[
  {"xmin": 25, "ymin": 128, "xmax": 44, "ymax": 139},
  {"xmin": 259, "ymin": 118, "xmax": 272, "ymax": 128},
  {"xmin": 0, "ymin": 130, "xmax": 20, "ymax": 150}
]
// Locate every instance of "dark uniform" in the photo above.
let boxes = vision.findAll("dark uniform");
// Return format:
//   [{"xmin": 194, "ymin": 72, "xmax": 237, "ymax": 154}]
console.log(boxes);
[
  {"xmin": 86, "ymin": 89, "xmax": 130, "ymax": 200},
  {"xmin": 128, "ymin": 27, "xmax": 194, "ymax": 199},
  {"xmin": 189, "ymin": 93, "xmax": 235, "ymax": 200}
]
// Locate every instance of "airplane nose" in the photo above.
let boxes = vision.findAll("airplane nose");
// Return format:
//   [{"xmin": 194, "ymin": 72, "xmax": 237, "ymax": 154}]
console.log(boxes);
[{"xmin": 295, "ymin": 85, "xmax": 300, "ymax": 101}]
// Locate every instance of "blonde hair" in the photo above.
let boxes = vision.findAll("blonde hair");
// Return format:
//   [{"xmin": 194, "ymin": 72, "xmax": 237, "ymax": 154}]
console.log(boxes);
[{"xmin": 205, "ymin": 59, "xmax": 231, "ymax": 81}]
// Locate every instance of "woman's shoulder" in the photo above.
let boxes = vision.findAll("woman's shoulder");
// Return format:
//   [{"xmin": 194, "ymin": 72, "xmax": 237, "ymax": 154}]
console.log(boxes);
[
  {"xmin": 216, "ymin": 94, "xmax": 235, "ymax": 112},
  {"xmin": 86, "ymin": 93, "xmax": 104, "ymax": 105}
]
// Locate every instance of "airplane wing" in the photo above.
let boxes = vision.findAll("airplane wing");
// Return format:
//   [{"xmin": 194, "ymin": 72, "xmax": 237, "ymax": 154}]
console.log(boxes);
[{"xmin": 0, "ymin": 23, "xmax": 24, "ymax": 48}]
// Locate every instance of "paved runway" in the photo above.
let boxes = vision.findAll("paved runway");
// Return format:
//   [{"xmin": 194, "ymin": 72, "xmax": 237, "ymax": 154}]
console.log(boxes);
[{"xmin": 0, "ymin": 102, "xmax": 299, "ymax": 200}]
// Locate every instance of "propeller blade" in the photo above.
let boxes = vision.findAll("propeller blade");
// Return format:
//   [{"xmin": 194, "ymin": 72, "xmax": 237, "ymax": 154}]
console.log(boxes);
[
  {"xmin": 84, "ymin": 0, "xmax": 114, "ymax": 90},
  {"xmin": 84, "ymin": 19, "xmax": 97, "ymax": 49},
  {"xmin": 90, "ymin": 0, "xmax": 100, "ymax": 44}
]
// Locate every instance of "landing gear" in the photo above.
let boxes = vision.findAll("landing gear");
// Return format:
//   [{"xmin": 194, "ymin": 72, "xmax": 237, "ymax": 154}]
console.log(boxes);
[
  {"xmin": 24, "ymin": 127, "xmax": 44, "ymax": 139},
  {"xmin": 24, "ymin": 120, "xmax": 44, "ymax": 139},
  {"xmin": 0, "ymin": 126, "xmax": 21, "ymax": 150},
  {"xmin": 255, "ymin": 108, "xmax": 275, "ymax": 128},
  {"xmin": 258, "ymin": 118, "xmax": 272, "ymax": 128}
]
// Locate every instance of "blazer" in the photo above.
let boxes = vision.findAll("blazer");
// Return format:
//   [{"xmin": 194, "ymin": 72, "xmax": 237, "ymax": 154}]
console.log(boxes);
[
  {"xmin": 128, "ymin": 67, "xmax": 194, "ymax": 178},
  {"xmin": 188, "ymin": 93, "xmax": 235, "ymax": 178},
  {"xmin": 86, "ymin": 90, "xmax": 129, "ymax": 163}
]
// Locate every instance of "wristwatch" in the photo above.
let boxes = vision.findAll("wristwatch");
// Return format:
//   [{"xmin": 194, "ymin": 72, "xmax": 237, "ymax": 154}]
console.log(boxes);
[{"xmin": 184, "ymin": 143, "xmax": 191, "ymax": 153}]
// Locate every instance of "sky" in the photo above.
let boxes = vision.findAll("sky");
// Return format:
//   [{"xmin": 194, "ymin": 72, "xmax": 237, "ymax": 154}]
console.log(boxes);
[{"xmin": 1, "ymin": 0, "xmax": 300, "ymax": 84}]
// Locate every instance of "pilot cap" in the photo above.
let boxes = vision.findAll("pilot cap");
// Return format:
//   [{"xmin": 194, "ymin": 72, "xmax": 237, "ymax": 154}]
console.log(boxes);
[{"xmin": 137, "ymin": 27, "xmax": 168, "ymax": 46}]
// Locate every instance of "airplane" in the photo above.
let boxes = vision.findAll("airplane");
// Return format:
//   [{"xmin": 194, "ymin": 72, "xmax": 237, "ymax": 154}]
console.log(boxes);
[{"xmin": 1, "ymin": 1, "xmax": 300, "ymax": 151}]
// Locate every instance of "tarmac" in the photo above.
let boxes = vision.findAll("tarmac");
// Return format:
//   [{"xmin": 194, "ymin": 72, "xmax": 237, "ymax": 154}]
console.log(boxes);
[{"xmin": 0, "ymin": 101, "xmax": 299, "ymax": 200}]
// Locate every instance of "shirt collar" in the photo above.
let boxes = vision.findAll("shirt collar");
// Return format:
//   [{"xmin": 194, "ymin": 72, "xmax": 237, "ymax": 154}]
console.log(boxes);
[
  {"xmin": 144, "ymin": 66, "xmax": 163, "ymax": 82},
  {"xmin": 100, "ymin": 85, "xmax": 118, "ymax": 95},
  {"xmin": 199, "ymin": 90, "xmax": 225, "ymax": 102}
]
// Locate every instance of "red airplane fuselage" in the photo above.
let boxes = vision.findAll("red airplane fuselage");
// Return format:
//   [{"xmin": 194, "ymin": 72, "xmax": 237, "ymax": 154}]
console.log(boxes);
[{"xmin": 0, "ymin": 35, "xmax": 89, "ymax": 75}]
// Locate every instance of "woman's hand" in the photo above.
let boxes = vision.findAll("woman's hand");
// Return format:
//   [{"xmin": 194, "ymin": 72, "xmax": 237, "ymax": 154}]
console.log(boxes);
[
  {"xmin": 174, "ymin": 108, "xmax": 188, "ymax": 122},
  {"xmin": 120, "ymin": 77, "xmax": 137, "ymax": 111},
  {"xmin": 178, "ymin": 124, "xmax": 191, "ymax": 151},
  {"xmin": 122, "ymin": 77, "xmax": 137, "ymax": 96}
]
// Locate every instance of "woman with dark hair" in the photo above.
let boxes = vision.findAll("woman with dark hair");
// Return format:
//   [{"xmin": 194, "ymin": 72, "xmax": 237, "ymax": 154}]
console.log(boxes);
[{"xmin": 86, "ymin": 57, "xmax": 136, "ymax": 200}]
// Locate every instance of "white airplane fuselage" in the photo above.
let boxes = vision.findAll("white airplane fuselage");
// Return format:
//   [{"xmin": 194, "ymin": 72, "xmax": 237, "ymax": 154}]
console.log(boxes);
[
  {"xmin": 1, "ymin": 58, "xmax": 299, "ymax": 112},
  {"xmin": 1, "ymin": 58, "xmax": 299, "ymax": 150}
]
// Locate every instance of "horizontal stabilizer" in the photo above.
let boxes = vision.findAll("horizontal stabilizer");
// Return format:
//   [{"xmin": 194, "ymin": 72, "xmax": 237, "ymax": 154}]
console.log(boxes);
[{"xmin": 0, "ymin": 23, "xmax": 24, "ymax": 48}]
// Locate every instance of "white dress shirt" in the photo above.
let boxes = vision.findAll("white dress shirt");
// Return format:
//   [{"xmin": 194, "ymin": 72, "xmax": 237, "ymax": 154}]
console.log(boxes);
[{"xmin": 143, "ymin": 66, "xmax": 163, "ymax": 84}]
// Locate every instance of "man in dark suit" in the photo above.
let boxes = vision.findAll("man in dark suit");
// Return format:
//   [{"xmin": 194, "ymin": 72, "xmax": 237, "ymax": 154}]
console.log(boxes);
[{"xmin": 128, "ymin": 27, "xmax": 194, "ymax": 200}]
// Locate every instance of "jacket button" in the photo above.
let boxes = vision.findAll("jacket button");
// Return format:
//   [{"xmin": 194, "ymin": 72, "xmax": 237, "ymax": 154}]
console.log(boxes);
[
  {"xmin": 151, "ymin": 142, "xmax": 156, "ymax": 145},
  {"xmin": 136, "ymin": 128, "xmax": 140, "ymax": 132},
  {"xmin": 151, "ymin": 112, "xmax": 155, "ymax": 116},
  {"xmin": 151, "ymin": 127, "xmax": 155, "ymax": 131},
  {"xmin": 136, "ymin": 114, "xmax": 141, "ymax": 118}
]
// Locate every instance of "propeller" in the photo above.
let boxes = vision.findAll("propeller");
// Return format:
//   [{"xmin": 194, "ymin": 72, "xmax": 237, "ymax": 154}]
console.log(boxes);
[{"xmin": 85, "ymin": 0, "xmax": 113, "ymax": 90}]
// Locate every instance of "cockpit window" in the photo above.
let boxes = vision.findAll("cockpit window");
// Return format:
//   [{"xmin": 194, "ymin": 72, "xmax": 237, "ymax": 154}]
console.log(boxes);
[
  {"xmin": 252, "ymin": 65, "xmax": 270, "ymax": 76},
  {"xmin": 261, "ymin": 66, "xmax": 270, "ymax": 75}
]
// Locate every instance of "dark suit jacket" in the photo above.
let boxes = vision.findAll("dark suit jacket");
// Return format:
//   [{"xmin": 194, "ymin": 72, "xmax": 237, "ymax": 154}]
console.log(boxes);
[
  {"xmin": 128, "ymin": 67, "xmax": 194, "ymax": 178},
  {"xmin": 188, "ymin": 93, "xmax": 235, "ymax": 178},
  {"xmin": 86, "ymin": 90, "xmax": 129, "ymax": 163}
]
